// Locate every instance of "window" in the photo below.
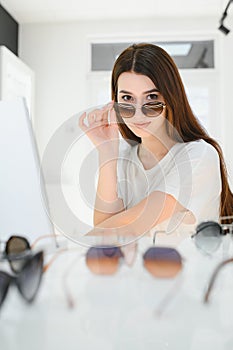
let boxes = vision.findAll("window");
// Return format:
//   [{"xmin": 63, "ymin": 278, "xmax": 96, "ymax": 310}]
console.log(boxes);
[{"xmin": 91, "ymin": 40, "xmax": 214, "ymax": 71}]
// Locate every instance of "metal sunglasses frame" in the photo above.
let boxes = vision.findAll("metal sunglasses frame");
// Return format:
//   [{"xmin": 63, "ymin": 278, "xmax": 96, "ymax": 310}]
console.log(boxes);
[{"xmin": 114, "ymin": 101, "xmax": 166, "ymax": 118}]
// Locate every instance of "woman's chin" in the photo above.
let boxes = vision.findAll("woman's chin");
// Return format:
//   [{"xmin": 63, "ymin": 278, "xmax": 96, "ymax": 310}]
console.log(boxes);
[{"xmin": 130, "ymin": 126, "xmax": 154, "ymax": 138}]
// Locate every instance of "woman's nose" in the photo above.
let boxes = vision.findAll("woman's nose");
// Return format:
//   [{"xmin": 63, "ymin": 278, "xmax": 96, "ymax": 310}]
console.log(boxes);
[
  {"xmin": 133, "ymin": 105, "xmax": 144, "ymax": 119},
  {"xmin": 133, "ymin": 105, "xmax": 146, "ymax": 122}
]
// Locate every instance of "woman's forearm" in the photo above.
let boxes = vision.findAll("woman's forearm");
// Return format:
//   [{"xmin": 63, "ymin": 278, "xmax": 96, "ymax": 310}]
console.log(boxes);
[
  {"xmin": 94, "ymin": 154, "xmax": 124, "ymax": 225},
  {"xmin": 78, "ymin": 103, "xmax": 121, "ymax": 226},
  {"xmin": 93, "ymin": 191, "xmax": 180, "ymax": 237}
]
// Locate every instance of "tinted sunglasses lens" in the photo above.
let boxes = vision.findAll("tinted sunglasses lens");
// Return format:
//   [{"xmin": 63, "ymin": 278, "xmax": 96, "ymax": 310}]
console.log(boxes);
[
  {"xmin": 194, "ymin": 222, "xmax": 222, "ymax": 253},
  {"xmin": 0, "ymin": 272, "xmax": 11, "ymax": 308},
  {"xmin": 6, "ymin": 236, "xmax": 30, "ymax": 254},
  {"xmin": 142, "ymin": 103, "xmax": 164, "ymax": 117},
  {"xmin": 86, "ymin": 246, "xmax": 122, "ymax": 275},
  {"xmin": 6, "ymin": 236, "xmax": 31, "ymax": 273},
  {"xmin": 114, "ymin": 103, "xmax": 135, "ymax": 118},
  {"xmin": 17, "ymin": 251, "xmax": 44, "ymax": 302},
  {"xmin": 143, "ymin": 247, "xmax": 182, "ymax": 278}
]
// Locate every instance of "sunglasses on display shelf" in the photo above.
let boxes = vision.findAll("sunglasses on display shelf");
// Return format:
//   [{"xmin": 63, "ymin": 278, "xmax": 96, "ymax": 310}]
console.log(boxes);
[
  {"xmin": 62, "ymin": 241, "xmax": 184, "ymax": 315},
  {"xmin": 0, "ymin": 234, "xmax": 68, "ymax": 272},
  {"xmin": 114, "ymin": 101, "xmax": 166, "ymax": 119},
  {"xmin": 0, "ymin": 234, "xmax": 184, "ymax": 315},
  {"xmin": 0, "ymin": 250, "xmax": 44, "ymax": 309},
  {"xmin": 0, "ymin": 233, "xmax": 68, "ymax": 310},
  {"xmin": 191, "ymin": 216, "xmax": 233, "ymax": 255},
  {"xmin": 84, "ymin": 244, "xmax": 182, "ymax": 277}
]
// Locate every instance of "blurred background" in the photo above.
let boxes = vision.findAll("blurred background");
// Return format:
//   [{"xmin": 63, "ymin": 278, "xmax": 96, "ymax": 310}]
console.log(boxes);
[{"xmin": 0, "ymin": 0, "xmax": 232, "ymax": 232}]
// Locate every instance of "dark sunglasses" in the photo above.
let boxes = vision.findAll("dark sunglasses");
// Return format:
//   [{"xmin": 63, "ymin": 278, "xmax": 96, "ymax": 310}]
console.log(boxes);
[
  {"xmin": 85, "ymin": 245, "xmax": 182, "ymax": 278},
  {"xmin": 0, "ymin": 233, "xmax": 65, "ymax": 310},
  {"xmin": 0, "ymin": 235, "xmax": 31, "ymax": 273},
  {"xmin": 114, "ymin": 101, "xmax": 166, "ymax": 119},
  {"xmin": 191, "ymin": 217, "xmax": 233, "ymax": 254},
  {"xmin": 0, "ymin": 234, "xmax": 61, "ymax": 273},
  {"xmin": 0, "ymin": 251, "xmax": 44, "ymax": 309}
]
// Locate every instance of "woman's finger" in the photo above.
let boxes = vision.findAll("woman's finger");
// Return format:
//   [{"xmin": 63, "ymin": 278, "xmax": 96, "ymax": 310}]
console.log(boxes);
[
  {"xmin": 79, "ymin": 102, "xmax": 114, "ymax": 131},
  {"xmin": 87, "ymin": 111, "xmax": 96, "ymax": 126},
  {"xmin": 109, "ymin": 108, "xmax": 118, "ymax": 126},
  {"xmin": 78, "ymin": 112, "xmax": 88, "ymax": 131},
  {"xmin": 100, "ymin": 109, "xmax": 109, "ymax": 123},
  {"xmin": 94, "ymin": 109, "xmax": 104, "ymax": 123},
  {"xmin": 101, "ymin": 102, "xmax": 114, "ymax": 122}
]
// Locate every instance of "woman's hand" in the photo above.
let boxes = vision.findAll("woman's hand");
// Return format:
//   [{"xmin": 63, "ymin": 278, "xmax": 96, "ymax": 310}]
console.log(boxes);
[{"xmin": 79, "ymin": 102, "xmax": 119, "ymax": 157}]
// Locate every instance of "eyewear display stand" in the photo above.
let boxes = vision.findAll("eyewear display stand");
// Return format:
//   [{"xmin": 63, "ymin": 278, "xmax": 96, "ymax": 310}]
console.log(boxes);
[{"xmin": 1, "ymin": 235, "xmax": 233, "ymax": 350}]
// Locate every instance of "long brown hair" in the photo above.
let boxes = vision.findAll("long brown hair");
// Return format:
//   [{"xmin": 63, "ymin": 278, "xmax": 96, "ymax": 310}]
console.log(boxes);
[{"xmin": 111, "ymin": 43, "xmax": 233, "ymax": 220}]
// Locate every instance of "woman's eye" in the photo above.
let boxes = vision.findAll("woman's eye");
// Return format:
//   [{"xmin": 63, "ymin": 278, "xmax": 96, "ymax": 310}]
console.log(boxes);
[
  {"xmin": 147, "ymin": 93, "xmax": 158, "ymax": 101},
  {"xmin": 121, "ymin": 95, "xmax": 133, "ymax": 102}
]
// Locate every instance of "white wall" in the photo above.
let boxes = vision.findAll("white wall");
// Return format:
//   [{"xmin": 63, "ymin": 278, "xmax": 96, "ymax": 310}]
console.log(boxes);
[{"xmin": 19, "ymin": 16, "xmax": 233, "ymax": 183}]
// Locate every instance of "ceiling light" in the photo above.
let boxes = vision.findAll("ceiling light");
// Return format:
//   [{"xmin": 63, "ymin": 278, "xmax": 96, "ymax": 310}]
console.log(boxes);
[
  {"xmin": 218, "ymin": 23, "xmax": 230, "ymax": 35},
  {"xmin": 218, "ymin": 0, "xmax": 233, "ymax": 35}
]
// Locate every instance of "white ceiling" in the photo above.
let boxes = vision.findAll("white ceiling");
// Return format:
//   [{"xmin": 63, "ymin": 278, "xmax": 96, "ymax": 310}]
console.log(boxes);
[{"xmin": 0, "ymin": 0, "xmax": 229, "ymax": 23}]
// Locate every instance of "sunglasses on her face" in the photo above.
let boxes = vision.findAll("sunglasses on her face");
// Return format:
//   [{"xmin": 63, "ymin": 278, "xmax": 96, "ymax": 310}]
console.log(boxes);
[
  {"xmin": 113, "ymin": 101, "xmax": 166, "ymax": 119},
  {"xmin": 191, "ymin": 217, "xmax": 233, "ymax": 255}
]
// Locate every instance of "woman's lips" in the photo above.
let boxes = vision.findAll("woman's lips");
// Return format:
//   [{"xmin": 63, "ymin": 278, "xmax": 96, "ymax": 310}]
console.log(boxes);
[{"xmin": 133, "ymin": 122, "xmax": 151, "ymax": 128}]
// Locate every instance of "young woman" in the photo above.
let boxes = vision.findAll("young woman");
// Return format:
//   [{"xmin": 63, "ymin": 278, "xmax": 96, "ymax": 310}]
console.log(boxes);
[{"xmin": 79, "ymin": 43, "xmax": 233, "ymax": 238}]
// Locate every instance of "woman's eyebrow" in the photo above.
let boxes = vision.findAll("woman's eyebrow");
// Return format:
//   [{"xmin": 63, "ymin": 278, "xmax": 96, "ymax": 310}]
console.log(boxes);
[
  {"xmin": 118, "ymin": 88, "xmax": 159, "ymax": 94},
  {"xmin": 143, "ymin": 88, "xmax": 159, "ymax": 94},
  {"xmin": 119, "ymin": 90, "xmax": 132, "ymax": 94}
]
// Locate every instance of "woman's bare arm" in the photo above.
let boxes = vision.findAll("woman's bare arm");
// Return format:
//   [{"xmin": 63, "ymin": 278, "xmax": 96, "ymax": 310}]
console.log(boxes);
[
  {"xmin": 93, "ymin": 154, "xmax": 125, "ymax": 226},
  {"xmin": 78, "ymin": 103, "xmax": 124, "ymax": 225},
  {"xmin": 91, "ymin": 191, "xmax": 186, "ymax": 237}
]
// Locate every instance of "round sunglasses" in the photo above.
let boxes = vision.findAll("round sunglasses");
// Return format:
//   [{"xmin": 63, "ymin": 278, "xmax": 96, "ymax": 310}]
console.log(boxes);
[
  {"xmin": 0, "ymin": 235, "xmax": 31, "ymax": 273},
  {"xmin": 113, "ymin": 101, "xmax": 166, "ymax": 119},
  {"xmin": 191, "ymin": 218, "xmax": 233, "ymax": 255}
]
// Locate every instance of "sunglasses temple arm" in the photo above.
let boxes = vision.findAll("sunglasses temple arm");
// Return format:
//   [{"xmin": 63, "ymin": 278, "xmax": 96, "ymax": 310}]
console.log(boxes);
[
  {"xmin": 43, "ymin": 245, "xmax": 85, "ymax": 273},
  {"xmin": 154, "ymin": 275, "xmax": 184, "ymax": 318},
  {"xmin": 43, "ymin": 248, "xmax": 68, "ymax": 272},
  {"xmin": 152, "ymin": 231, "xmax": 167, "ymax": 245},
  {"xmin": 63, "ymin": 269, "xmax": 75, "ymax": 309},
  {"xmin": 62, "ymin": 253, "xmax": 85, "ymax": 309},
  {"xmin": 204, "ymin": 258, "xmax": 233, "ymax": 303},
  {"xmin": 31, "ymin": 234, "xmax": 61, "ymax": 249},
  {"xmin": 62, "ymin": 261, "xmax": 76, "ymax": 309}
]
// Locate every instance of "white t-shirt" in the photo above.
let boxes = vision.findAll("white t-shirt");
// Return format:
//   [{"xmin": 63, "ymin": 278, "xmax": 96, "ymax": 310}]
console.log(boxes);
[{"xmin": 117, "ymin": 139, "xmax": 221, "ymax": 232}]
